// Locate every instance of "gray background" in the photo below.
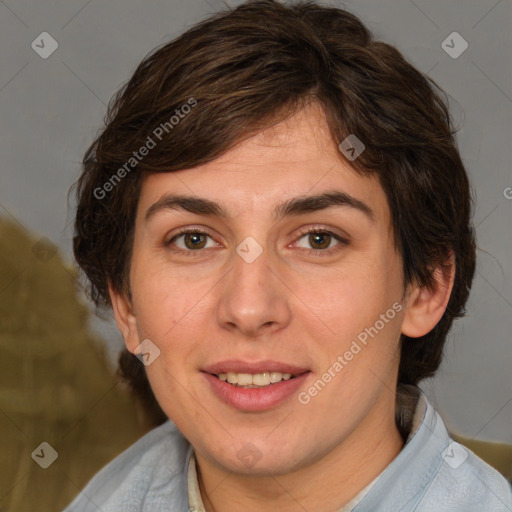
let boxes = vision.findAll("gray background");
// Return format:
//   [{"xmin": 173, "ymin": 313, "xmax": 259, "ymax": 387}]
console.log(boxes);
[{"xmin": 1, "ymin": 0, "xmax": 511, "ymax": 442}]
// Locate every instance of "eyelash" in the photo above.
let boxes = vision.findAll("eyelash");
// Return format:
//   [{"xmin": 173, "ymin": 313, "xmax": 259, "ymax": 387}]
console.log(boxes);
[{"xmin": 166, "ymin": 226, "xmax": 348, "ymax": 257}]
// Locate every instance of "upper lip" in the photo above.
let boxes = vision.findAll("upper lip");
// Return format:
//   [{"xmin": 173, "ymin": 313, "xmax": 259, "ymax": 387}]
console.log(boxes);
[{"xmin": 202, "ymin": 360, "xmax": 310, "ymax": 376}]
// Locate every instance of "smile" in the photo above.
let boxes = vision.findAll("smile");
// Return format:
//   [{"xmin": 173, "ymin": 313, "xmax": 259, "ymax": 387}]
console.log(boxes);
[
  {"xmin": 201, "ymin": 362, "xmax": 311, "ymax": 411},
  {"xmin": 216, "ymin": 372, "xmax": 295, "ymax": 388}
]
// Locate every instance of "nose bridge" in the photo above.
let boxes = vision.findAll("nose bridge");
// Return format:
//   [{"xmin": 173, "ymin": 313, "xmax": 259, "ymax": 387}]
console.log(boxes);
[{"xmin": 216, "ymin": 239, "xmax": 291, "ymax": 336}]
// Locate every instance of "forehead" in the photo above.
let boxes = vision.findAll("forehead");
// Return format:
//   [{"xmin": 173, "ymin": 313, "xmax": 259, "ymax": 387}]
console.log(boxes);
[{"xmin": 137, "ymin": 103, "xmax": 389, "ymax": 226}]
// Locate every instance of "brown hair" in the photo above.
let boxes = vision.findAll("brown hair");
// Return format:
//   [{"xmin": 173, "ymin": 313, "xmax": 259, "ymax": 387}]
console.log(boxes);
[{"xmin": 73, "ymin": 0, "xmax": 476, "ymax": 426}]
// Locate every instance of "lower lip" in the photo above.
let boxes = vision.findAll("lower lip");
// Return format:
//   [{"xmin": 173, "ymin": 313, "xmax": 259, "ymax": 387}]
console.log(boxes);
[{"xmin": 202, "ymin": 372, "xmax": 310, "ymax": 412}]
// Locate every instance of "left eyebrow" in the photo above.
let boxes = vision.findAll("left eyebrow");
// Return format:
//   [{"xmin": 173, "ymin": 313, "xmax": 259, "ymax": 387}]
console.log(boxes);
[
  {"xmin": 272, "ymin": 191, "xmax": 375, "ymax": 223},
  {"xmin": 144, "ymin": 191, "xmax": 375, "ymax": 223}
]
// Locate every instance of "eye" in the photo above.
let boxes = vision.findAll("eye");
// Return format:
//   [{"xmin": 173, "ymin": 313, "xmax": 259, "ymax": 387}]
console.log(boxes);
[
  {"xmin": 294, "ymin": 228, "xmax": 347, "ymax": 254},
  {"xmin": 166, "ymin": 227, "xmax": 347, "ymax": 256},
  {"xmin": 167, "ymin": 229, "xmax": 219, "ymax": 251}
]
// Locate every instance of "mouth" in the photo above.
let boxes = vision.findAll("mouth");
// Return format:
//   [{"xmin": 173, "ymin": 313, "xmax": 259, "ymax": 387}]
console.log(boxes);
[
  {"xmin": 213, "ymin": 371, "xmax": 296, "ymax": 388},
  {"xmin": 201, "ymin": 360, "xmax": 310, "ymax": 411}
]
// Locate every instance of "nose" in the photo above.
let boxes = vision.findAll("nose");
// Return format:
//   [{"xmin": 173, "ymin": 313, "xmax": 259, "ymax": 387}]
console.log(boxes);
[{"xmin": 216, "ymin": 244, "xmax": 292, "ymax": 338}]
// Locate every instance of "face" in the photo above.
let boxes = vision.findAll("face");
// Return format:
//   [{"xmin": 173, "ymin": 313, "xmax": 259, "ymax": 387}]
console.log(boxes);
[{"xmin": 115, "ymin": 104, "xmax": 411, "ymax": 477}]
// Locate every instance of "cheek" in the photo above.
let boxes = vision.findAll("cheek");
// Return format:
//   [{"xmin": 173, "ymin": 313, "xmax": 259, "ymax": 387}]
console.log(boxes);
[
  {"xmin": 301, "ymin": 255, "xmax": 403, "ymax": 364},
  {"xmin": 306, "ymin": 259, "xmax": 398, "ymax": 325},
  {"xmin": 129, "ymin": 256, "xmax": 205, "ymax": 332},
  {"xmin": 129, "ymin": 272, "xmax": 214, "ymax": 377}
]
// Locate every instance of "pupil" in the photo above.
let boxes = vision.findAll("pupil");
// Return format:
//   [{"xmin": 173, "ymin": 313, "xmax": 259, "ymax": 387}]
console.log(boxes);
[
  {"xmin": 185, "ymin": 233, "xmax": 206, "ymax": 249},
  {"xmin": 310, "ymin": 233, "xmax": 330, "ymax": 249}
]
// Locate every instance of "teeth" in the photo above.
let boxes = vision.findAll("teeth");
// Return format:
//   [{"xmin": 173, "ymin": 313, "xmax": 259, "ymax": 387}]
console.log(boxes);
[
  {"xmin": 253, "ymin": 373, "xmax": 270, "ymax": 386},
  {"xmin": 270, "ymin": 372, "xmax": 283, "ymax": 383},
  {"xmin": 237, "ymin": 373, "xmax": 253, "ymax": 386},
  {"xmin": 217, "ymin": 372, "xmax": 294, "ymax": 387}
]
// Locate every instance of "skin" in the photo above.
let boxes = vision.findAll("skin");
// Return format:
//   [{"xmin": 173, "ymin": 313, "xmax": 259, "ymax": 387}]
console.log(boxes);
[{"xmin": 110, "ymin": 103, "xmax": 455, "ymax": 511}]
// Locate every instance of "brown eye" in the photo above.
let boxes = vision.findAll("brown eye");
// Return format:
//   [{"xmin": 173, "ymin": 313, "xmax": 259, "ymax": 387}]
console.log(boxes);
[
  {"xmin": 183, "ymin": 233, "xmax": 207, "ymax": 249},
  {"xmin": 168, "ymin": 230, "xmax": 217, "ymax": 251},
  {"xmin": 295, "ymin": 229, "xmax": 347, "ymax": 254},
  {"xmin": 308, "ymin": 232, "xmax": 332, "ymax": 250}
]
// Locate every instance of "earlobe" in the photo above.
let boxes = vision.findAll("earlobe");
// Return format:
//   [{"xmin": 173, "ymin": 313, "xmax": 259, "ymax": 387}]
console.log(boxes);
[
  {"xmin": 108, "ymin": 282, "xmax": 140, "ymax": 353},
  {"xmin": 401, "ymin": 252, "xmax": 456, "ymax": 338}
]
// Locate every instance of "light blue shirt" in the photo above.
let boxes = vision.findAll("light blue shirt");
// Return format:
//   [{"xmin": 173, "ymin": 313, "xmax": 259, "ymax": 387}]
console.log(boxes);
[{"xmin": 63, "ymin": 388, "xmax": 512, "ymax": 511}]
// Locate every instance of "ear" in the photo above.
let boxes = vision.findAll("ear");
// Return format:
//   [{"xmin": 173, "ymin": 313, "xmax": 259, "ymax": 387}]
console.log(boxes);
[
  {"xmin": 108, "ymin": 282, "xmax": 140, "ymax": 353},
  {"xmin": 401, "ymin": 251, "xmax": 456, "ymax": 338}
]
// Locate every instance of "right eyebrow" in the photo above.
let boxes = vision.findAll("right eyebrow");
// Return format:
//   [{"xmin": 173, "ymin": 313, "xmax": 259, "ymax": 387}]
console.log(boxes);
[{"xmin": 145, "ymin": 195, "xmax": 228, "ymax": 222}]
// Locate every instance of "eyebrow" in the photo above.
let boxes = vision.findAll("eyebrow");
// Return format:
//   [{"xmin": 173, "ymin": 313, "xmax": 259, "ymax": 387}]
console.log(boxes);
[{"xmin": 144, "ymin": 191, "xmax": 375, "ymax": 223}]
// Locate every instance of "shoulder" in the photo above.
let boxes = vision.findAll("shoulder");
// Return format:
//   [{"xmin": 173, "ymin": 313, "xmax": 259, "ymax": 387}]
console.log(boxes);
[
  {"xmin": 362, "ymin": 389, "xmax": 512, "ymax": 511},
  {"xmin": 417, "ymin": 441, "xmax": 512, "ymax": 511},
  {"xmin": 411, "ymin": 396, "xmax": 512, "ymax": 512},
  {"xmin": 62, "ymin": 420, "xmax": 191, "ymax": 512}
]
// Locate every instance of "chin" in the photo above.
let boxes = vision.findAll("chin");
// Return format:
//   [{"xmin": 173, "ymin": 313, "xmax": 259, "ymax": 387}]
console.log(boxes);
[{"xmin": 201, "ymin": 437, "xmax": 311, "ymax": 477}]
